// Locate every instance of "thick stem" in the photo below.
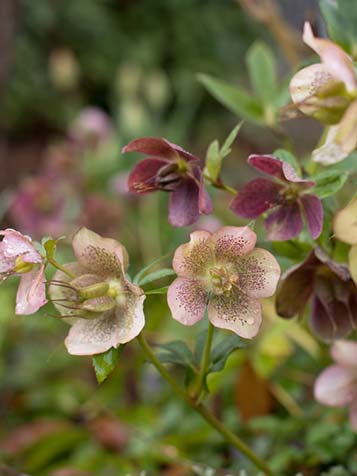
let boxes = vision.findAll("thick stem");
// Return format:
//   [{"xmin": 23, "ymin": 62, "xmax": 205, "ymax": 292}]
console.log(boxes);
[
  {"xmin": 192, "ymin": 322, "xmax": 214, "ymax": 399},
  {"xmin": 48, "ymin": 258, "xmax": 76, "ymax": 279},
  {"xmin": 137, "ymin": 333, "xmax": 273, "ymax": 476}
]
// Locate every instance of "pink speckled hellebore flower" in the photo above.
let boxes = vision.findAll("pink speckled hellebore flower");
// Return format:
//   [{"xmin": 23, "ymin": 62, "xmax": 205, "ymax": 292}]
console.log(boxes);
[
  {"xmin": 0, "ymin": 229, "xmax": 47, "ymax": 314},
  {"xmin": 290, "ymin": 22, "xmax": 357, "ymax": 164},
  {"xmin": 276, "ymin": 247, "xmax": 357, "ymax": 341},
  {"xmin": 167, "ymin": 226, "xmax": 280, "ymax": 339},
  {"xmin": 49, "ymin": 228, "xmax": 145, "ymax": 356},
  {"xmin": 230, "ymin": 155, "xmax": 323, "ymax": 241},
  {"xmin": 122, "ymin": 137, "xmax": 213, "ymax": 227},
  {"xmin": 314, "ymin": 340, "xmax": 357, "ymax": 431}
]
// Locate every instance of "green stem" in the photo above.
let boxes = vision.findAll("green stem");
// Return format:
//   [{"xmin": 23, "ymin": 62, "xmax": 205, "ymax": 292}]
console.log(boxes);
[
  {"xmin": 192, "ymin": 322, "xmax": 214, "ymax": 399},
  {"xmin": 137, "ymin": 333, "xmax": 273, "ymax": 476},
  {"xmin": 48, "ymin": 258, "xmax": 76, "ymax": 279}
]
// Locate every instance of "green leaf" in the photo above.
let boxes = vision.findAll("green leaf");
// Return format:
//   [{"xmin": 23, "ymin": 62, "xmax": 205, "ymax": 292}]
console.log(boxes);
[
  {"xmin": 246, "ymin": 41, "xmax": 277, "ymax": 106},
  {"xmin": 220, "ymin": 122, "xmax": 243, "ymax": 158},
  {"xmin": 272, "ymin": 240, "xmax": 312, "ymax": 261},
  {"xmin": 204, "ymin": 139, "xmax": 221, "ymax": 182},
  {"xmin": 319, "ymin": 0, "xmax": 355, "ymax": 54},
  {"xmin": 156, "ymin": 340, "xmax": 196, "ymax": 370},
  {"xmin": 274, "ymin": 148, "xmax": 302, "ymax": 175},
  {"xmin": 132, "ymin": 255, "xmax": 171, "ymax": 284},
  {"xmin": 137, "ymin": 268, "xmax": 175, "ymax": 286},
  {"xmin": 209, "ymin": 335, "xmax": 246, "ymax": 373},
  {"xmin": 311, "ymin": 169, "xmax": 349, "ymax": 198},
  {"xmin": 92, "ymin": 346, "xmax": 123, "ymax": 383},
  {"xmin": 197, "ymin": 73, "xmax": 263, "ymax": 123}
]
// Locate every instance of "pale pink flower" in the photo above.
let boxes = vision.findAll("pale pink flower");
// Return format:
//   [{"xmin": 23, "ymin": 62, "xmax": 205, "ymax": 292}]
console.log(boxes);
[
  {"xmin": 167, "ymin": 227, "xmax": 280, "ymax": 339},
  {"xmin": 49, "ymin": 228, "xmax": 145, "ymax": 355},
  {"xmin": 0, "ymin": 229, "xmax": 47, "ymax": 314},
  {"xmin": 314, "ymin": 340, "xmax": 357, "ymax": 431},
  {"xmin": 69, "ymin": 107, "xmax": 113, "ymax": 149}
]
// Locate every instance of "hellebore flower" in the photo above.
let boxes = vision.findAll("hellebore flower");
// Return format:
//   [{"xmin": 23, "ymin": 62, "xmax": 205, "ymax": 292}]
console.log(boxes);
[
  {"xmin": 69, "ymin": 107, "xmax": 113, "ymax": 149},
  {"xmin": 290, "ymin": 22, "xmax": 357, "ymax": 164},
  {"xmin": 167, "ymin": 226, "xmax": 280, "ymax": 339},
  {"xmin": 276, "ymin": 247, "xmax": 357, "ymax": 341},
  {"xmin": 122, "ymin": 137, "xmax": 212, "ymax": 227},
  {"xmin": 0, "ymin": 229, "xmax": 47, "ymax": 314},
  {"xmin": 230, "ymin": 155, "xmax": 323, "ymax": 241},
  {"xmin": 314, "ymin": 340, "xmax": 357, "ymax": 431},
  {"xmin": 49, "ymin": 227, "xmax": 145, "ymax": 355}
]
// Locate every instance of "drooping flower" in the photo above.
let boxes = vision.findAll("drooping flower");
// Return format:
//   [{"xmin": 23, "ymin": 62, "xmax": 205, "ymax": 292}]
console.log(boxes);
[
  {"xmin": 290, "ymin": 22, "xmax": 357, "ymax": 164},
  {"xmin": 230, "ymin": 155, "xmax": 323, "ymax": 241},
  {"xmin": 0, "ymin": 229, "xmax": 47, "ymax": 314},
  {"xmin": 122, "ymin": 137, "xmax": 212, "ymax": 227},
  {"xmin": 276, "ymin": 247, "xmax": 357, "ymax": 341},
  {"xmin": 49, "ymin": 227, "xmax": 145, "ymax": 355},
  {"xmin": 167, "ymin": 226, "xmax": 280, "ymax": 339},
  {"xmin": 314, "ymin": 340, "xmax": 357, "ymax": 431}
]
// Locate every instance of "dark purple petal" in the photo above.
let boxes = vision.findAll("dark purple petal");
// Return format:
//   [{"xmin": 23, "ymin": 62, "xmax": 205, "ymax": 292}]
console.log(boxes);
[
  {"xmin": 194, "ymin": 165, "xmax": 213, "ymax": 215},
  {"xmin": 128, "ymin": 158, "xmax": 169, "ymax": 194},
  {"xmin": 265, "ymin": 203, "xmax": 303, "ymax": 241},
  {"xmin": 248, "ymin": 154, "xmax": 314, "ymax": 187},
  {"xmin": 168, "ymin": 179, "xmax": 200, "ymax": 227},
  {"xmin": 275, "ymin": 257, "xmax": 316, "ymax": 318},
  {"xmin": 314, "ymin": 247, "xmax": 351, "ymax": 281},
  {"xmin": 230, "ymin": 178, "xmax": 282, "ymax": 218},
  {"xmin": 122, "ymin": 137, "xmax": 199, "ymax": 162},
  {"xmin": 301, "ymin": 194, "xmax": 323, "ymax": 239},
  {"xmin": 310, "ymin": 295, "xmax": 354, "ymax": 341}
]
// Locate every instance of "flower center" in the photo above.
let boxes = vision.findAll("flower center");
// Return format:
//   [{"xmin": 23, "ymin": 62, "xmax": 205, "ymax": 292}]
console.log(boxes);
[
  {"xmin": 209, "ymin": 266, "xmax": 239, "ymax": 296},
  {"xmin": 280, "ymin": 184, "xmax": 300, "ymax": 203},
  {"xmin": 14, "ymin": 256, "xmax": 34, "ymax": 274}
]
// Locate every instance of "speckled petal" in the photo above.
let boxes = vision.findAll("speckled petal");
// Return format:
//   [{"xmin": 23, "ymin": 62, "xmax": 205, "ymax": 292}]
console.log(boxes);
[
  {"xmin": 236, "ymin": 248, "xmax": 281, "ymax": 298},
  {"xmin": 230, "ymin": 178, "xmax": 282, "ymax": 218},
  {"xmin": 128, "ymin": 157, "xmax": 169, "ymax": 194},
  {"xmin": 122, "ymin": 137, "xmax": 199, "ymax": 162},
  {"xmin": 65, "ymin": 291, "xmax": 145, "ymax": 356},
  {"xmin": 265, "ymin": 203, "xmax": 303, "ymax": 241},
  {"xmin": 167, "ymin": 277, "xmax": 207, "ymax": 326},
  {"xmin": 333, "ymin": 197, "xmax": 357, "ymax": 245},
  {"xmin": 172, "ymin": 230, "xmax": 213, "ymax": 278},
  {"xmin": 72, "ymin": 227, "xmax": 129, "ymax": 277},
  {"xmin": 303, "ymin": 22, "xmax": 357, "ymax": 92},
  {"xmin": 0, "ymin": 229, "xmax": 42, "ymax": 263},
  {"xmin": 15, "ymin": 265, "xmax": 47, "ymax": 315},
  {"xmin": 301, "ymin": 194, "xmax": 323, "ymax": 239},
  {"xmin": 314, "ymin": 364, "xmax": 355, "ymax": 407},
  {"xmin": 212, "ymin": 226, "xmax": 257, "ymax": 264},
  {"xmin": 208, "ymin": 289, "xmax": 262, "ymax": 339},
  {"xmin": 168, "ymin": 178, "xmax": 201, "ymax": 227},
  {"xmin": 331, "ymin": 340, "xmax": 357, "ymax": 369}
]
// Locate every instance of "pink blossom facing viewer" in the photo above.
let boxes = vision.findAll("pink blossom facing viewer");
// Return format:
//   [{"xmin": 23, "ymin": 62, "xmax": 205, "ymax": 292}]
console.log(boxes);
[
  {"xmin": 49, "ymin": 227, "xmax": 145, "ymax": 356},
  {"xmin": 167, "ymin": 226, "xmax": 280, "ymax": 339},
  {"xmin": 122, "ymin": 137, "xmax": 212, "ymax": 227},
  {"xmin": 230, "ymin": 155, "xmax": 323, "ymax": 241},
  {"xmin": 0, "ymin": 229, "xmax": 47, "ymax": 314},
  {"xmin": 314, "ymin": 340, "xmax": 357, "ymax": 431}
]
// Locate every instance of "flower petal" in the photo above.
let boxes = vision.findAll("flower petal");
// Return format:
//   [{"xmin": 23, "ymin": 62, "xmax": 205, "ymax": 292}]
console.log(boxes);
[
  {"xmin": 314, "ymin": 364, "xmax": 355, "ymax": 407},
  {"xmin": 310, "ymin": 294, "xmax": 354, "ymax": 341},
  {"xmin": 167, "ymin": 277, "xmax": 207, "ymax": 326},
  {"xmin": 196, "ymin": 167, "xmax": 213, "ymax": 215},
  {"xmin": 333, "ymin": 197, "xmax": 357, "ymax": 245},
  {"xmin": 65, "ymin": 293, "xmax": 145, "ymax": 356},
  {"xmin": 313, "ymin": 100, "xmax": 357, "ymax": 165},
  {"xmin": 15, "ymin": 265, "xmax": 47, "ymax": 315},
  {"xmin": 208, "ymin": 289, "xmax": 262, "ymax": 339},
  {"xmin": 128, "ymin": 157, "xmax": 169, "ymax": 194},
  {"xmin": 0, "ymin": 229, "xmax": 42, "ymax": 263},
  {"xmin": 301, "ymin": 194, "xmax": 323, "ymax": 239},
  {"xmin": 236, "ymin": 248, "xmax": 281, "ymax": 298},
  {"xmin": 349, "ymin": 245, "xmax": 357, "ymax": 285},
  {"xmin": 72, "ymin": 227, "xmax": 129, "ymax": 277},
  {"xmin": 248, "ymin": 155, "xmax": 312, "ymax": 185},
  {"xmin": 265, "ymin": 203, "xmax": 303, "ymax": 241},
  {"xmin": 212, "ymin": 226, "xmax": 257, "ymax": 264},
  {"xmin": 168, "ymin": 178, "xmax": 201, "ymax": 227},
  {"xmin": 331, "ymin": 340, "xmax": 357, "ymax": 369},
  {"xmin": 303, "ymin": 22, "xmax": 357, "ymax": 92},
  {"xmin": 172, "ymin": 230, "xmax": 213, "ymax": 278},
  {"xmin": 230, "ymin": 178, "xmax": 282, "ymax": 218},
  {"xmin": 349, "ymin": 398, "xmax": 357, "ymax": 431},
  {"xmin": 122, "ymin": 137, "xmax": 199, "ymax": 162}
]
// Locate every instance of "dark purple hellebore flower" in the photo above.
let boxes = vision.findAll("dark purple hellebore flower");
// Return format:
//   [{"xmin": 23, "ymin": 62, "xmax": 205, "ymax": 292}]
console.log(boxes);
[
  {"xmin": 122, "ymin": 137, "xmax": 212, "ymax": 227},
  {"xmin": 230, "ymin": 155, "xmax": 323, "ymax": 241},
  {"xmin": 276, "ymin": 247, "xmax": 357, "ymax": 341}
]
